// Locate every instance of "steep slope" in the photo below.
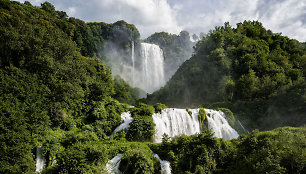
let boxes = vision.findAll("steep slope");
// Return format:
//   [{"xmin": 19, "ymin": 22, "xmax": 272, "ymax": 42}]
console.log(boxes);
[
  {"xmin": 0, "ymin": 1, "xmax": 137, "ymax": 172},
  {"xmin": 146, "ymin": 21, "xmax": 306, "ymax": 130}
]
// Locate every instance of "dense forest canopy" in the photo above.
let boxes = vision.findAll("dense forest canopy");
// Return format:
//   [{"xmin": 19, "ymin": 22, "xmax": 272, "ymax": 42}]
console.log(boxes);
[
  {"xmin": 146, "ymin": 21, "xmax": 306, "ymax": 130},
  {"xmin": 0, "ymin": 1, "xmax": 305, "ymax": 173}
]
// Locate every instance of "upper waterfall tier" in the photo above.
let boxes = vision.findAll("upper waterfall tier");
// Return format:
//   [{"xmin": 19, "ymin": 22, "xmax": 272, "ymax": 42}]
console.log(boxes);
[
  {"xmin": 138, "ymin": 43, "xmax": 165, "ymax": 93},
  {"xmin": 114, "ymin": 42, "xmax": 166, "ymax": 94}
]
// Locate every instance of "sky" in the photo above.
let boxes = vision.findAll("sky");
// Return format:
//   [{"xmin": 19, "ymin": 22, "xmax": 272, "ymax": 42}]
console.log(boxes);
[{"xmin": 16, "ymin": 0, "xmax": 306, "ymax": 42}]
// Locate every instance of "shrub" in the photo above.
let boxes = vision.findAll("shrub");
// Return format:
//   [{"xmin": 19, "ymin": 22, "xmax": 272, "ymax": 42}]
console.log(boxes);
[
  {"xmin": 119, "ymin": 148, "xmax": 154, "ymax": 174},
  {"xmin": 198, "ymin": 108, "xmax": 207, "ymax": 123},
  {"xmin": 131, "ymin": 103, "xmax": 155, "ymax": 117},
  {"xmin": 154, "ymin": 103, "xmax": 167, "ymax": 113},
  {"xmin": 126, "ymin": 115, "xmax": 155, "ymax": 141}
]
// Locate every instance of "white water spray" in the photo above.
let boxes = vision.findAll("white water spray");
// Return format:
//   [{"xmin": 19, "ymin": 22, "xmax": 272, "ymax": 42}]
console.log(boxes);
[
  {"xmin": 131, "ymin": 41, "xmax": 135, "ymax": 86},
  {"xmin": 153, "ymin": 108, "xmax": 201, "ymax": 143},
  {"xmin": 35, "ymin": 147, "xmax": 45, "ymax": 173},
  {"xmin": 237, "ymin": 119, "xmax": 247, "ymax": 134},
  {"xmin": 205, "ymin": 109, "xmax": 239, "ymax": 140},
  {"xmin": 111, "ymin": 42, "xmax": 165, "ymax": 94},
  {"xmin": 138, "ymin": 43, "xmax": 165, "ymax": 93},
  {"xmin": 112, "ymin": 108, "xmax": 239, "ymax": 143},
  {"xmin": 111, "ymin": 112, "xmax": 133, "ymax": 136},
  {"xmin": 105, "ymin": 154, "xmax": 123, "ymax": 174},
  {"xmin": 154, "ymin": 154, "xmax": 172, "ymax": 174}
]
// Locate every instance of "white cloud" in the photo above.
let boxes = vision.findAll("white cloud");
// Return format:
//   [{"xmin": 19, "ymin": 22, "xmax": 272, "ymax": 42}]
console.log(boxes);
[
  {"xmin": 168, "ymin": 0, "xmax": 306, "ymax": 42},
  {"xmin": 16, "ymin": 0, "xmax": 181, "ymax": 38},
  {"xmin": 15, "ymin": 0, "xmax": 306, "ymax": 41}
]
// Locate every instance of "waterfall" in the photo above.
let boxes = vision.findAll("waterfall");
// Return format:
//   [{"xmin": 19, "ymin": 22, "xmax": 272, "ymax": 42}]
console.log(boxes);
[
  {"xmin": 111, "ymin": 112, "xmax": 133, "ymax": 136},
  {"xmin": 131, "ymin": 41, "xmax": 135, "ymax": 86},
  {"xmin": 126, "ymin": 42, "xmax": 166, "ymax": 94},
  {"xmin": 106, "ymin": 42, "xmax": 166, "ymax": 94},
  {"xmin": 112, "ymin": 108, "xmax": 239, "ymax": 143},
  {"xmin": 153, "ymin": 109, "xmax": 201, "ymax": 143},
  {"xmin": 35, "ymin": 147, "xmax": 45, "ymax": 173},
  {"xmin": 138, "ymin": 43, "xmax": 165, "ymax": 93},
  {"xmin": 106, "ymin": 154, "xmax": 123, "ymax": 174},
  {"xmin": 205, "ymin": 109, "xmax": 239, "ymax": 140},
  {"xmin": 237, "ymin": 119, "xmax": 247, "ymax": 134},
  {"xmin": 153, "ymin": 154, "xmax": 172, "ymax": 174}
]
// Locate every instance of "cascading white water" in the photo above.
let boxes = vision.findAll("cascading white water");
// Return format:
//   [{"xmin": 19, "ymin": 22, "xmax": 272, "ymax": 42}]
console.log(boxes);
[
  {"xmin": 111, "ymin": 112, "xmax": 133, "ymax": 136},
  {"xmin": 205, "ymin": 109, "xmax": 239, "ymax": 140},
  {"xmin": 153, "ymin": 109, "xmax": 201, "ymax": 143},
  {"xmin": 153, "ymin": 109, "xmax": 239, "ymax": 142},
  {"xmin": 153, "ymin": 154, "xmax": 172, "ymax": 174},
  {"xmin": 131, "ymin": 41, "xmax": 135, "ymax": 86},
  {"xmin": 105, "ymin": 154, "xmax": 123, "ymax": 174},
  {"xmin": 35, "ymin": 147, "xmax": 45, "ymax": 173},
  {"xmin": 138, "ymin": 43, "xmax": 165, "ymax": 93},
  {"xmin": 112, "ymin": 108, "xmax": 239, "ymax": 143},
  {"xmin": 107, "ymin": 42, "xmax": 165, "ymax": 94}
]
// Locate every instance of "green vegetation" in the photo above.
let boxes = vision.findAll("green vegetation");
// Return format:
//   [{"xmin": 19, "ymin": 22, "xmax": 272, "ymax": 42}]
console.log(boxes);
[
  {"xmin": 150, "ymin": 127, "xmax": 306, "ymax": 174},
  {"xmin": 186, "ymin": 108, "xmax": 193, "ymax": 116},
  {"xmin": 119, "ymin": 147, "xmax": 154, "ymax": 174},
  {"xmin": 1, "ymin": 1, "xmax": 305, "ymax": 173},
  {"xmin": 127, "ymin": 103, "xmax": 155, "ymax": 141},
  {"xmin": 198, "ymin": 108, "xmax": 207, "ymax": 122},
  {"xmin": 113, "ymin": 76, "xmax": 145, "ymax": 105},
  {"xmin": 147, "ymin": 21, "xmax": 306, "ymax": 130},
  {"xmin": 154, "ymin": 103, "xmax": 167, "ymax": 113},
  {"xmin": 0, "ymin": 1, "xmax": 139, "ymax": 173}
]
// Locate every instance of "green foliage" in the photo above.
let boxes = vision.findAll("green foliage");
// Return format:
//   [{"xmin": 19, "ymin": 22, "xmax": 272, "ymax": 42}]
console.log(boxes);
[
  {"xmin": 119, "ymin": 148, "xmax": 154, "ymax": 174},
  {"xmin": 40, "ymin": 1, "xmax": 56, "ymax": 16},
  {"xmin": 150, "ymin": 127, "xmax": 306, "ymax": 174},
  {"xmin": 148, "ymin": 20, "xmax": 305, "ymax": 104},
  {"xmin": 131, "ymin": 103, "xmax": 155, "ymax": 117},
  {"xmin": 186, "ymin": 108, "xmax": 192, "ymax": 116},
  {"xmin": 125, "ymin": 103, "xmax": 156, "ymax": 141},
  {"xmin": 1, "ymin": 2, "xmax": 305, "ymax": 174},
  {"xmin": 88, "ymin": 97, "xmax": 125, "ymax": 135},
  {"xmin": 228, "ymin": 127, "xmax": 306, "ymax": 174},
  {"xmin": 56, "ymin": 142, "xmax": 108, "ymax": 173},
  {"xmin": 113, "ymin": 76, "xmax": 144, "ymax": 105},
  {"xmin": 154, "ymin": 103, "xmax": 167, "ymax": 113},
  {"xmin": 198, "ymin": 108, "xmax": 207, "ymax": 129},
  {"xmin": 127, "ymin": 115, "xmax": 155, "ymax": 142},
  {"xmin": 0, "ymin": 1, "xmax": 133, "ymax": 172},
  {"xmin": 146, "ymin": 20, "xmax": 306, "ymax": 130}
]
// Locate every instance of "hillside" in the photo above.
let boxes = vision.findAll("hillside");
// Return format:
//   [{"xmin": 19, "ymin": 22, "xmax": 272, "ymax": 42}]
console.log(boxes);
[
  {"xmin": 146, "ymin": 21, "xmax": 306, "ymax": 130},
  {"xmin": 0, "ymin": 1, "xmax": 305, "ymax": 173},
  {"xmin": 0, "ymin": 0, "xmax": 140, "ymax": 172}
]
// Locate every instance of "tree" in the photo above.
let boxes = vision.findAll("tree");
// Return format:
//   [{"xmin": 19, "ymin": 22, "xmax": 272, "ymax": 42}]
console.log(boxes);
[
  {"xmin": 236, "ymin": 69, "xmax": 259, "ymax": 100},
  {"xmin": 41, "ymin": 1, "xmax": 56, "ymax": 16}
]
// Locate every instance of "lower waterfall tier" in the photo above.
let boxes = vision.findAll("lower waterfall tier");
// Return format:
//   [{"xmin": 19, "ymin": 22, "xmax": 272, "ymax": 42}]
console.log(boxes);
[{"xmin": 112, "ymin": 108, "xmax": 239, "ymax": 143}]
